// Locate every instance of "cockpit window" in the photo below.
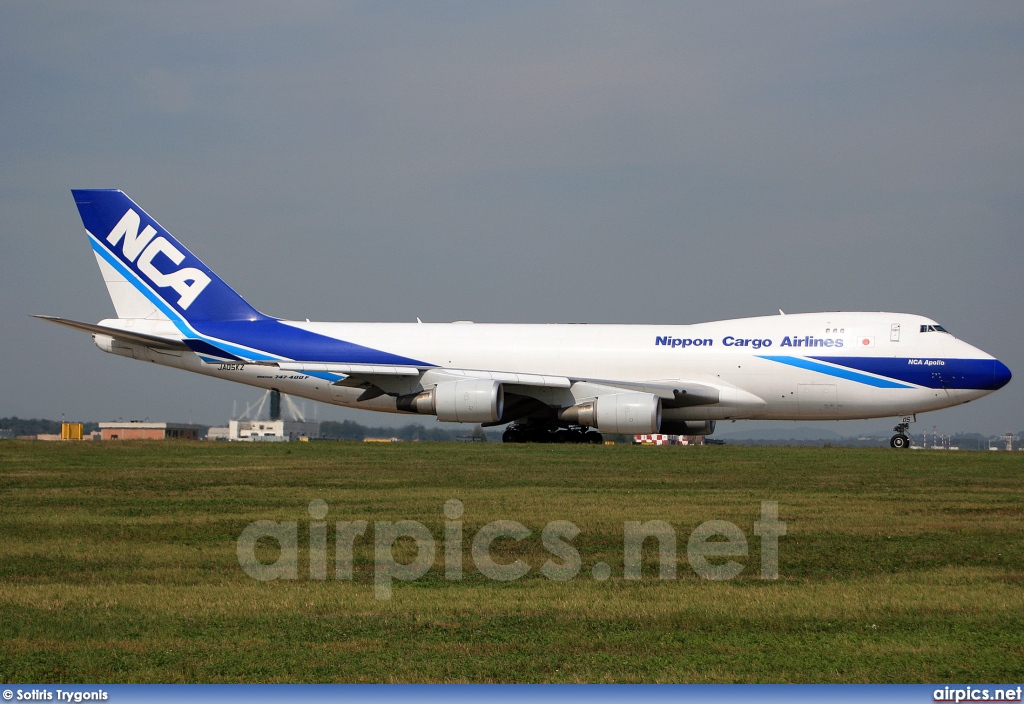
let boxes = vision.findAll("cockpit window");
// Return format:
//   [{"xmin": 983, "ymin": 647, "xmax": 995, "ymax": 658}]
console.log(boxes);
[{"xmin": 920, "ymin": 324, "xmax": 948, "ymax": 333}]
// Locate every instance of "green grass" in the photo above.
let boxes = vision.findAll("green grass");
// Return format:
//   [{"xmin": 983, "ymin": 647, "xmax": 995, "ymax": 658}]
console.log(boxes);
[{"xmin": 0, "ymin": 439, "xmax": 1022, "ymax": 682}]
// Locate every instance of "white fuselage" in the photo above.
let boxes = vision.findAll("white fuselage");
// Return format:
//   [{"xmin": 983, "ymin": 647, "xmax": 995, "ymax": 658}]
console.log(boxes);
[{"xmin": 97, "ymin": 311, "xmax": 1002, "ymax": 422}]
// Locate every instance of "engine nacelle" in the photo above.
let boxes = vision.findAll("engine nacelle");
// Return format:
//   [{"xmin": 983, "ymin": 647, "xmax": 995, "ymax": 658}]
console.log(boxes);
[
  {"xmin": 436, "ymin": 379, "xmax": 504, "ymax": 422},
  {"xmin": 659, "ymin": 419, "xmax": 716, "ymax": 436},
  {"xmin": 562, "ymin": 392, "xmax": 662, "ymax": 434},
  {"xmin": 399, "ymin": 379, "xmax": 504, "ymax": 423}
]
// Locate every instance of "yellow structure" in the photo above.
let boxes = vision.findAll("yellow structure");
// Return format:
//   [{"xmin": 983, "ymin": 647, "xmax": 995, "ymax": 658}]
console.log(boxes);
[{"xmin": 61, "ymin": 422, "xmax": 84, "ymax": 440}]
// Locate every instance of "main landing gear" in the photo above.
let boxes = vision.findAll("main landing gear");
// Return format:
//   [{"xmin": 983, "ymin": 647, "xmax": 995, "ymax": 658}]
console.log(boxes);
[
  {"xmin": 502, "ymin": 423, "xmax": 603, "ymax": 444},
  {"xmin": 890, "ymin": 417, "xmax": 914, "ymax": 449}
]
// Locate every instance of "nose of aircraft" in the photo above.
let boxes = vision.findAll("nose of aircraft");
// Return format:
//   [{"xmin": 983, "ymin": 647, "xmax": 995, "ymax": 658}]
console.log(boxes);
[{"xmin": 992, "ymin": 359, "xmax": 1012, "ymax": 389}]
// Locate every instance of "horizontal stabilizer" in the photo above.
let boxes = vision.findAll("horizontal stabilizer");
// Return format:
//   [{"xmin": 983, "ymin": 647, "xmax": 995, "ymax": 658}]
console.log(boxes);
[{"xmin": 33, "ymin": 315, "xmax": 189, "ymax": 350}]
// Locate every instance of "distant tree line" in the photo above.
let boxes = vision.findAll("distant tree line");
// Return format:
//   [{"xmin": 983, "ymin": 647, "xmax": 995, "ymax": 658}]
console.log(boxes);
[{"xmin": 0, "ymin": 417, "xmax": 99, "ymax": 436}]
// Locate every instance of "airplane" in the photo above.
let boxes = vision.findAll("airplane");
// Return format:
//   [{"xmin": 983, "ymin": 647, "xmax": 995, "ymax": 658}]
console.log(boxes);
[{"xmin": 38, "ymin": 189, "xmax": 1011, "ymax": 447}]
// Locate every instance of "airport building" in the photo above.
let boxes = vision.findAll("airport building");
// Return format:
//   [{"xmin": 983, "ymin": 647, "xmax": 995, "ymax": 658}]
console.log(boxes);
[
  {"xmin": 99, "ymin": 421, "xmax": 201, "ymax": 441},
  {"xmin": 224, "ymin": 418, "xmax": 319, "ymax": 442},
  {"xmin": 207, "ymin": 389, "xmax": 319, "ymax": 442}
]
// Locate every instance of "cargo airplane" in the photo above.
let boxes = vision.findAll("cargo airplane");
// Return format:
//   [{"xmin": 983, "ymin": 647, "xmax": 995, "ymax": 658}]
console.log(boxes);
[{"xmin": 38, "ymin": 190, "xmax": 1012, "ymax": 447}]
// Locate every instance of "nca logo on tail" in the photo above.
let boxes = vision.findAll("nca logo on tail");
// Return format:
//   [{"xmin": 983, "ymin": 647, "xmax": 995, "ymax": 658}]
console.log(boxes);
[{"xmin": 106, "ymin": 209, "xmax": 210, "ymax": 309}]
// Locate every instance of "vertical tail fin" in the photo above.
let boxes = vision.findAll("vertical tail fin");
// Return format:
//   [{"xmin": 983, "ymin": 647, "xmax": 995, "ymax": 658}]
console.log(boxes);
[{"xmin": 73, "ymin": 189, "xmax": 266, "ymax": 323}]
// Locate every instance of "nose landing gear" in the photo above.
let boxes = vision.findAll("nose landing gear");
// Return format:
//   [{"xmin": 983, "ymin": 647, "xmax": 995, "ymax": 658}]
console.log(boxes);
[{"xmin": 890, "ymin": 416, "xmax": 915, "ymax": 449}]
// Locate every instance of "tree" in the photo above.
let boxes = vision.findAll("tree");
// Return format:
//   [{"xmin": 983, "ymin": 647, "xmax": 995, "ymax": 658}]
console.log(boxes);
[{"xmin": 318, "ymin": 420, "xmax": 366, "ymax": 441}]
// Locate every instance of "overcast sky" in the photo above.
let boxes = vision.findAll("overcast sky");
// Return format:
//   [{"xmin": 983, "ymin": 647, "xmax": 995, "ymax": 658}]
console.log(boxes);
[{"xmin": 2, "ymin": 2, "xmax": 1021, "ymax": 435}]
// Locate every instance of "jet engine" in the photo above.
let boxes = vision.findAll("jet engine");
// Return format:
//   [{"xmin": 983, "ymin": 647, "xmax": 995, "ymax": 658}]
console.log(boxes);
[
  {"xmin": 560, "ymin": 393, "xmax": 662, "ymax": 434},
  {"xmin": 398, "ymin": 379, "xmax": 504, "ymax": 423}
]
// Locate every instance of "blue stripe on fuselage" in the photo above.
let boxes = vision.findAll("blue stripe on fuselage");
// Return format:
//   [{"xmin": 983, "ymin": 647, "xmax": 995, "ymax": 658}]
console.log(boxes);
[
  {"xmin": 195, "ymin": 320, "xmax": 431, "ymax": 366},
  {"xmin": 757, "ymin": 356, "xmax": 914, "ymax": 388},
  {"xmin": 810, "ymin": 356, "xmax": 1011, "ymax": 390}
]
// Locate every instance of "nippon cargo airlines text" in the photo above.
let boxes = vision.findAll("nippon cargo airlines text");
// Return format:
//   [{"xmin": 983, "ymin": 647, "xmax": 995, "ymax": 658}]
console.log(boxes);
[
  {"xmin": 655, "ymin": 336, "xmax": 844, "ymax": 349},
  {"xmin": 37, "ymin": 189, "xmax": 1011, "ymax": 448}
]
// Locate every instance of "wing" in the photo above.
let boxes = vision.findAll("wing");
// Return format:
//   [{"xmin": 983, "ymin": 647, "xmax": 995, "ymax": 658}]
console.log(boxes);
[
  {"xmin": 263, "ymin": 360, "xmax": 725, "ymax": 416},
  {"xmin": 34, "ymin": 315, "xmax": 252, "ymax": 364}
]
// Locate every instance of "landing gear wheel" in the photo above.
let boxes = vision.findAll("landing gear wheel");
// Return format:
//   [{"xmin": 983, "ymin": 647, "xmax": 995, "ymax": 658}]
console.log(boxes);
[
  {"xmin": 502, "ymin": 425, "xmax": 534, "ymax": 443},
  {"xmin": 890, "ymin": 433, "xmax": 909, "ymax": 449},
  {"xmin": 890, "ymin": 418, "xmax": 913, "ymax": 449},
  {"xmin": 584, "ymin": 430, "xmax": 604, "ymax": 445}
]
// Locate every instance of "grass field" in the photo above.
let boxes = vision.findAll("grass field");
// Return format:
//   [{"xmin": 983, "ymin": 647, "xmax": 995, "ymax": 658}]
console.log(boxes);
[{"xmin": 0, "ymin": 439, "xmax": 1022, "ymax": 683}]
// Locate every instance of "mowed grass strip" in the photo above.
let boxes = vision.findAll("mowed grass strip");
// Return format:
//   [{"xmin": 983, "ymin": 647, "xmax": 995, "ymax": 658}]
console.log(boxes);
[{"xmin": 0, "ymin": 440, "xmax": 1022, "ymax": 682}]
